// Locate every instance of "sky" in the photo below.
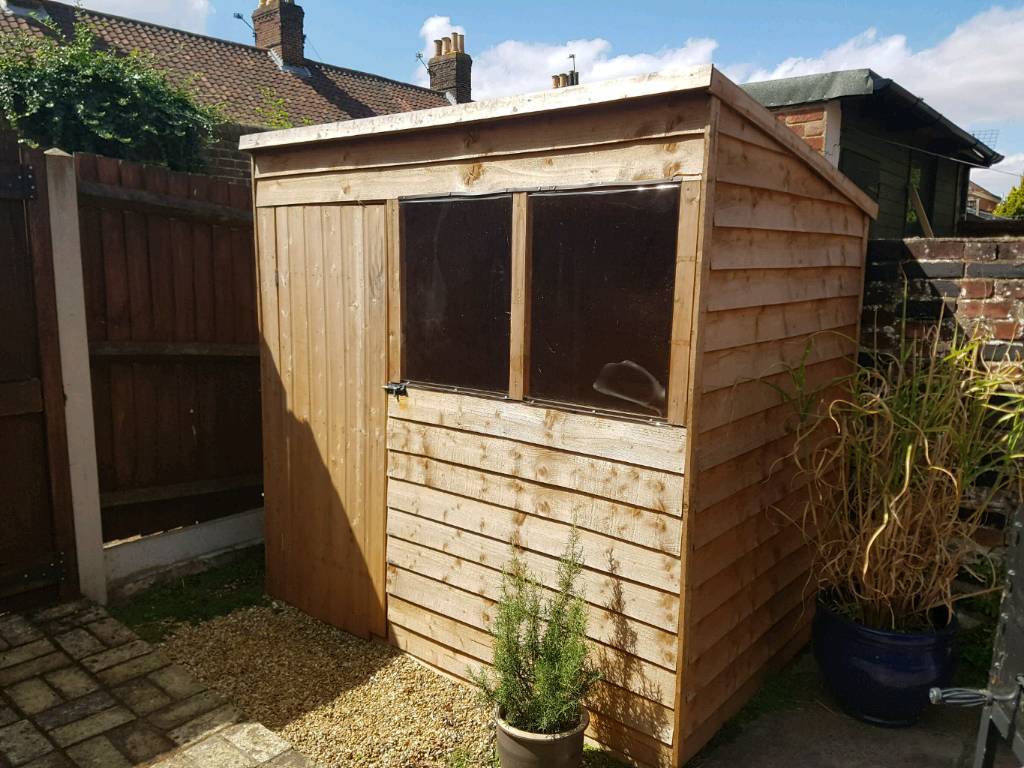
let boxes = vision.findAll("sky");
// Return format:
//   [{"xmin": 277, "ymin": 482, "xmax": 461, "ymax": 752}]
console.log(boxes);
[{"xmin": 81, "ymin": 0, "xmax": 1024, "ymax": 197}]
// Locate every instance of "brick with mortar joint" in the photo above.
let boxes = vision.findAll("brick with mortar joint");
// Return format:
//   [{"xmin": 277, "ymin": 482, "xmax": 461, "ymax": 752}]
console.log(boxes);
[
  {"xmin": 804, "ymin": 135, "xmax": 825, "ymax": 152},
  {"xmin": 958, "ymin": 299, "xmax": 1013, "ymax": 319},
  {"xmin": 993, "ymin": 320, "xmax": 1024, "ymax": 341},
  {"xmin": 904, "ymin": 240, "xmax": 966, "ymax": 260},
  {"xmin": 776, "ymin": 108, "xmax": 825, "ymax": 124},
  {"xmin": 960, "ymin": 279, "xmax": 995, "ymax": 299},
  {"xmin": 966, "ymin": 262, "xmax": 1024, "ymax": 279},
  {"xmin": 964, "ymin": 241, "xmax": 1000, "ymax": 261},
  {"xmin": 802, "ymin": 120, "xmax": 826, "ymax": 137}
]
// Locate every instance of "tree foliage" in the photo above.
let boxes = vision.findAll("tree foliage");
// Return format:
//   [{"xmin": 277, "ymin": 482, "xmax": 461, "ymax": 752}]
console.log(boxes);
[
  {"xmin": 0, "ymin": 21, "xmax": 219, "ymax": 170},
  {"xmin": 471, "ymin": 531, "xmax": 601, "ymax": 734},
  {"xmin": 995, "ymin": 177, "xmax": 1024, "ymax": 219}
]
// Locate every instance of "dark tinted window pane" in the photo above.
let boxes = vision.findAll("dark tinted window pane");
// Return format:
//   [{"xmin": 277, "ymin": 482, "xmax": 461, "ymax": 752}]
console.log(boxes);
[
  {"xmin": 401, "ymin": 196, "xmax": 512, "ymax": 393},
  {"xmin": 530, "ymin": 186, "xmax": 679, "ymax": 417}
]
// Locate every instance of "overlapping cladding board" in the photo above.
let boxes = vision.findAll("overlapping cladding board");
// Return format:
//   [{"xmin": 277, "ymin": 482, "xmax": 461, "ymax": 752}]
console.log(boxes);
[
  {"xmin": 253, "ymin": 94, "xmax": 709, "ymax": 207},
  {"xmin": 677, "ymin": 103, "xmax": 867, "ymax": 755},
  {"xmin": 385, "ymin": 388, "xmax": 686, "ymax": 765}
]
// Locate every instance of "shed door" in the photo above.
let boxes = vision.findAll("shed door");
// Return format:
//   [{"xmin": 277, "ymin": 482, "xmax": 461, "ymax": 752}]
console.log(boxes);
[{"xmin": 256, "ymin": 204, "xmax": 388, "ymax": 639}]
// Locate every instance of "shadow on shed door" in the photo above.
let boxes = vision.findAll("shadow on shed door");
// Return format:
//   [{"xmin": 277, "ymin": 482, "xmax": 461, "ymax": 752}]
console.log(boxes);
[
  {"xmin": 0, "ymin": 139, "xmax": 77, "ymax": 610},
  {"xmin": 256, "ymin": 203, "xmax": 388, "ymax": 639}
]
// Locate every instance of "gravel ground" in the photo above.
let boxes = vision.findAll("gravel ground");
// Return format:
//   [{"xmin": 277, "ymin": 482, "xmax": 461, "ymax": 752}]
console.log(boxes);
[{"xmin": 161, "ymin": 604, "xmax": 495, "ymax": 768}]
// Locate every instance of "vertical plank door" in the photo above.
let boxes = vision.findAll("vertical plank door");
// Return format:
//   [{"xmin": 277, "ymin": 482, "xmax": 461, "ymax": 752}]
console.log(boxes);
[{"xmin": 257, "ymin": 203, "xmax": 389, "ymax": 639}]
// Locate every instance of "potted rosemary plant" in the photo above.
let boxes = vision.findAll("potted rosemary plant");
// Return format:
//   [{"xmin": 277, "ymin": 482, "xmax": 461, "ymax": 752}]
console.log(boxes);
[
  {"xmin": 784, "ymin": 327, "xmax": 1022, "ymax": 726},
  {"xmin": 472, "ymin": 532, "xmax": 601, "ymax": 768}
]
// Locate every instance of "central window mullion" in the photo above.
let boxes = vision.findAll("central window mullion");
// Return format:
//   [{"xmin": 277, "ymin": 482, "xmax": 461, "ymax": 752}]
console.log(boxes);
[{"xmin": 509, "ymin": 192, "xmax": 532, "ymax": 401}]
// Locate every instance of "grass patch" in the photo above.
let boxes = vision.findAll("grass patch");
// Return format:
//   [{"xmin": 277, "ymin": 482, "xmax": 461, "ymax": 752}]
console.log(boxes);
[{"xmin": 109, "ymin": 546, "xmax": 267, "ymax": 643}]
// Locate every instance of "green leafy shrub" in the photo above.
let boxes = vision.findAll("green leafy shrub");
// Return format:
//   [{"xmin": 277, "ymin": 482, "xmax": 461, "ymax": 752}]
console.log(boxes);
[
  {"xmin": 472, "ymin": 532, "xmax": 601, "ymax": 734},
  {"xmin": 0, "ymin": 21, "xmax": 219, "ymax": 170},
  {"xmin": 995, "ymin": 177, "xmax": 1024, "ymax": 219}
]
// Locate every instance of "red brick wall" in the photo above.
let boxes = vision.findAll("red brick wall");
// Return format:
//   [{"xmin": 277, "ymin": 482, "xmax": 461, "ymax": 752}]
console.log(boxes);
[
  {"xmin": 773, "ymin": 107, "xmax": 827, "ymax": 155},
  {"xmin": 862, "ymin": 238, "xmax": 1024, "ymax": 359}
]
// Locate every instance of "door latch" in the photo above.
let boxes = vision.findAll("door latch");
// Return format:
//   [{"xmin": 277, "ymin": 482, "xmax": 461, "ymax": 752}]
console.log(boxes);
[{"xmin": 383, "ymin": 381, "xmax": 408, "ymax": 401}]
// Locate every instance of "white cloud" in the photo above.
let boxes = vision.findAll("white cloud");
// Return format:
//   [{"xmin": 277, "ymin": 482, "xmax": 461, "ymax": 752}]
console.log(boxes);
[
  {"xmin": 973, "ymin": 154, "xmax": 1024, "ymax": 198},
  {"xmin": 416, "ymin": 6, "xmax": 1024, "ymax": 173},
  {"xmin": 79, "ymin": 0, "xmax": 213, "ymax": 34},
  {"xmin": 415, "ymin": 17, "xmax": 716, "ymax": 100},
  {"xmin": 416, "ymin": 7, "xmax": 1023, "ymax": 141},
  {"xmin": 744, "ymin": 6, "xmax": 1024, "ymax": 128}
]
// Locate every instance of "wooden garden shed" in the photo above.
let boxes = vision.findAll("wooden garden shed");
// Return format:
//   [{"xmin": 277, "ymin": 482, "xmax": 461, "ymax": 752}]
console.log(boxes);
[{"xmin": 241, "ymin": 65, "xmax": 877, "ymax": 767}]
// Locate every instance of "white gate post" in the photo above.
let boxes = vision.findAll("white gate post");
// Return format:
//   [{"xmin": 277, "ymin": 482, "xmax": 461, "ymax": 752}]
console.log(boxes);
[{"xmin": 45, "ymin": 149, "xmax": 107, "ymax": 604}]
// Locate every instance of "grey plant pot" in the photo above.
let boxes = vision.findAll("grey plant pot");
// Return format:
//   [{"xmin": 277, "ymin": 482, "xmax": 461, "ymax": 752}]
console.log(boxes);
[{"xmin": 494, "ymin": 708, "xmax": 590, "ymax": 768}]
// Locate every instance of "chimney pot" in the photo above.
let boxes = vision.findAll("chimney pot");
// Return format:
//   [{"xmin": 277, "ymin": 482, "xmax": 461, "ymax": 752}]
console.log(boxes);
[
  {"xmin": 551, "ymin": 74, "xmax": 560, "ymax": 88},
  {"xmin": 558, "ymin": 73, "xmax": 569, "ymax": 88},
  {"xmin": 442, "ymin": 36, "xmax": 452, "ymax": 54},
  {"xmin": 433, "ymin": 39, "xmax": 443, "ymax": 57}
]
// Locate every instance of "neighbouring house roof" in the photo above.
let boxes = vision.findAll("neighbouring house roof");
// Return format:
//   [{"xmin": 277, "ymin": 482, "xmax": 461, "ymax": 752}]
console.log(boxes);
[
  {"xmin": 969, "ymin": 181, "xmax": 1002, "ymax": 204},
  {"xmin": 742, "ymin": 69, "xmax": 1003, "ymax": 168},
  {"xmin": 0, "ymin": 0, "xmax": 447, "ymax": 129}
]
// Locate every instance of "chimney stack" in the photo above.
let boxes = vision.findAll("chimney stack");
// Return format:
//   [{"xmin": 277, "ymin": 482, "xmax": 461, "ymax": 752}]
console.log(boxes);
[
  {"xmin": 253, "ymin": 0, "xmax": 305, "ymax": 69},
  {"xmin": 428, "ymin": 30, "xmax": 473, "ymax": 104}
]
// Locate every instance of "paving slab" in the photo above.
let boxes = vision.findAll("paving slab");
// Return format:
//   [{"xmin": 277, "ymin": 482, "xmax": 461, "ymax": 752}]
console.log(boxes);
[
  {"xmin": 0, "ymin": 605, "xmax": 316, "ymax": 768},
  {"xmin": 693, "ymin": 654, "xmax": 1018, "ymax": 768}
]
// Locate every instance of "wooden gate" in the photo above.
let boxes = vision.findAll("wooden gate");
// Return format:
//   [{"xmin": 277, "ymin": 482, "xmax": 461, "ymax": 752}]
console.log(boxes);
[{"xmin": 0, "ymin": 138, "xmax": 77, "ymax": 609}]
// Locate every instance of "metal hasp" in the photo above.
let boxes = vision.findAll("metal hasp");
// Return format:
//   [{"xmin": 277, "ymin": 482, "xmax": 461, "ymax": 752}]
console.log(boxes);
[
  {"xmin": 0, "ymin": 164, "xmax": 37, "ymax": 200},
  {"xmin": 382, "ymin": 381, "xmax": 408, "ymax": 401}
]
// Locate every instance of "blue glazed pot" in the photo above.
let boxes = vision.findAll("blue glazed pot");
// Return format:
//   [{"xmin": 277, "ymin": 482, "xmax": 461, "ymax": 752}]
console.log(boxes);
[{"xmin": 813, "ymin": 599, "xmax": 958, "ymax": 727}]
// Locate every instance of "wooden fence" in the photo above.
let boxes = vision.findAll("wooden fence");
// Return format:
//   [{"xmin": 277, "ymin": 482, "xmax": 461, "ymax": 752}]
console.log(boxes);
[{"xmin": 74, "ymin": 154, "xmax": 262, "ymax": 542}]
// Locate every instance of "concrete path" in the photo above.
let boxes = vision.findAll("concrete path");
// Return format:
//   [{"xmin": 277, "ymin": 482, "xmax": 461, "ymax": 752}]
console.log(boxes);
[
  {"xmin": 694, "ymin": 654, "xmax": 1018, "ymax": 768},
  {"xmin": 0, "ymin": 601, "xmax": 315, "ymax": 768}
]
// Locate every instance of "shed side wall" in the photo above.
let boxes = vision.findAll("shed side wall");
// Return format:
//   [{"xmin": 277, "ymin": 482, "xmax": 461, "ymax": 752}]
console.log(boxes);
[
  {"xmin": 677, "ymin": 103, "xmax": 869, "ymax": 760},
  {"xmin": 386, "ymin": 389, "xmax": 686, "ymax": 768}
]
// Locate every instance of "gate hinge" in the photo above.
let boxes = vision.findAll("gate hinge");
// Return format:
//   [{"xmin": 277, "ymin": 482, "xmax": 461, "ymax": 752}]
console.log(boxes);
[{"xmin": 0, "ymin": 165, "xmax": 37, "ymax": 200}]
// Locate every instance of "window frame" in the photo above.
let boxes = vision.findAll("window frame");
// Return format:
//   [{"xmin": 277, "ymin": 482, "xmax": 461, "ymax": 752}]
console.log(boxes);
[
  {"xmin": 396, "ymin": 193, "xmax": 514, "ymax": 396},
  {"xmin": 389, "ymin": 179, "xmax": 697, "ymax": 426}
]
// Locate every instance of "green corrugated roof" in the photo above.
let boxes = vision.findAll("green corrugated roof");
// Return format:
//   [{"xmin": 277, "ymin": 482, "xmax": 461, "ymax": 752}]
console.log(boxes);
[
  {"xmin": 742, "ymin": 69, "xmax": 882, "ymax": 107},
  {"xmin": 741, "ymin": 69, "xmax": 1002, "ymax": 167}
]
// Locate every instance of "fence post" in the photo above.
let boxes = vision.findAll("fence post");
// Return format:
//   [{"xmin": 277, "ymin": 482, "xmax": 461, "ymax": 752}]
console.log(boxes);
[{"xmin": 45, "ymin": 149, "xmax": 107, "ymax": 604}]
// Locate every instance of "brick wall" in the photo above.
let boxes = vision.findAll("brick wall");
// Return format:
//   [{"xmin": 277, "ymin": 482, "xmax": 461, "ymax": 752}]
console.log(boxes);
[
  {"xmin": 862, "ymin": 238, "xmax": 1024, "ymax": 359},
  {"xmin": 773, "ymin": 106, "xmax": 827, "ymax": 155},
  {"xmin": 202, "ymin": 124, "xmax": 261, "ymax": 183}
]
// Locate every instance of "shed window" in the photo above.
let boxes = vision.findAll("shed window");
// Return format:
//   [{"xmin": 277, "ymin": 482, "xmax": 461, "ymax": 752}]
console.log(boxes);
[
  {"xmin": 528, "ymin": 186, "xmax": 679, "ymax": 418},
  {"xmin": 400, "ymin": 196, "xmax": 512, "ymax": 393}
]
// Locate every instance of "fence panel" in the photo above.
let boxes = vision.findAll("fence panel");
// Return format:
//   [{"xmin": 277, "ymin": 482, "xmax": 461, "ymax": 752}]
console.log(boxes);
[{"xmin": 75, "ymin": 154, "xmax": 262, "ymax": 542}]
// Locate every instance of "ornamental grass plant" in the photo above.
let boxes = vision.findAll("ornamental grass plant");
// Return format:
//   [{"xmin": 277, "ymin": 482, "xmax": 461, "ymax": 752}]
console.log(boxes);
[
  {"xmin": 472, "ymin": 531, "xmax": 601, "ymax": 734},
  {"xmin": 782, "ymin": 325, "xmax": 1024, "ymax": 632}
]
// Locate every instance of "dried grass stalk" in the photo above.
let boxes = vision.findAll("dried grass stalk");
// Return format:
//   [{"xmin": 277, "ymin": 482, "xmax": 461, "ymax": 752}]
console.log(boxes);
[{"xmin": 781, "ymin": 327, "xmax": 1023, "ymax": 631}]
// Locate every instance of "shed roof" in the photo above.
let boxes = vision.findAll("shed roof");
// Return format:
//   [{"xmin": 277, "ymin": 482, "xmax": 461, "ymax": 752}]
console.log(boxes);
[
  {"xmin": 242, "ymin": 65, "xmax": 879, "ymax": 218},
  {"xmin": 742, "ymin": 69, "xmax": 1003, "ymax": 167}
]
